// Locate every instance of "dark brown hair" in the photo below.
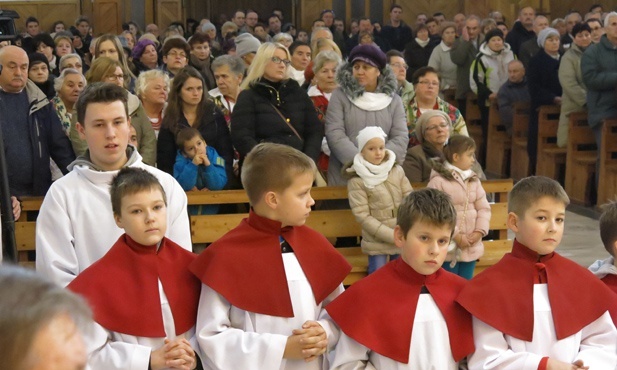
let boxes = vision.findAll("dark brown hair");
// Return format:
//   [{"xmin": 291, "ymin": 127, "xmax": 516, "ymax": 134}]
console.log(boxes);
[
  {"xmin": 443, "ymin": 135, "xmax": 476, "ymax": 163},
  {"xmin": 397, "ymin": 188, "xmax": 457, "ymax": 236},
  {"xmin": 110, "ymin": 167, "xmax": 167, "ymax": 216}
]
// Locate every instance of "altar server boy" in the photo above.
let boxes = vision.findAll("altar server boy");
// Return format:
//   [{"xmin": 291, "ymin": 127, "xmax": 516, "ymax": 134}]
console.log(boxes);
[
  {"xmin": 327, "ymin": 188, "xmax": 475, "ymax": 369},
  {"xmin": 458, "ymin": 176, "xmax": 617, "ymax": 370},
  {"xmin": 190, "ymin": 143, "xmax": 352, "ymax": 369}
]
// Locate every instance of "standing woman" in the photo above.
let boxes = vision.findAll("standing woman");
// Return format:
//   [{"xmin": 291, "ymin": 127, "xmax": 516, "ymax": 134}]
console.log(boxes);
[
  {"xmin": 33, "ymin": 34, "xmax": 60, "ymax": 77},
  {"xmin": 52, "ymin": 68, "xmax": 86, "ymax": 136},
  {"xmin": 93, "ymin": 34, "xmax": 136, "ymax": 90},
  {"xmin": 69, "ymin": 57, "xmax": 157, "ymax": 165},
  {"xmin": 157, "ymin": 66, "xmax": 236, "ymax": 186},
  {"xmin": 131, "ymin": 38, "xmax": 160, "ymax": 75},
  {"xmin": 231, "ymin": 42, "xmax": 323, "ymax": 164},
  {"xmin": 428, "ymin": 21, "xmax": 458, "ymax": 90},
  {"xmin": 325, "ymin": 44, "xmax": 408, "ymax": 186},
  {"xmin": 527, "ymin": 27, "xmax": 563, "ymax": 169},
  {"xmin": 404, "ymin": 23, "xmax": 438, "ymax": 81}
]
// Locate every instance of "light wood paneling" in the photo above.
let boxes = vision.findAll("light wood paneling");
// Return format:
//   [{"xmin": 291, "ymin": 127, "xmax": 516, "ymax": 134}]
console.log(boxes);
[
  {"xmin": 300, "ymin": 0, "xmax": 330, "ymax": 32},
  {"xmin": 93, "ymin": 0, "xmax": 121, "ymax": 35},
  {"xmin": 0, "ymin": 1, "xmax": 79, "ymax": 34},
  {"xmin": 156, "ymin": 0, "xmax": 183, "ymax": 31}
]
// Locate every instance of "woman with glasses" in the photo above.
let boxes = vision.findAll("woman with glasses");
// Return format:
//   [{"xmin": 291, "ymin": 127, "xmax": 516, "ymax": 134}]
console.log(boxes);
[
  {"xmin": 161, "ymin": 38, "xmax": 190, "ymax": 78},
  {"xmin": 407, "ymin": 66, "xmax": 467, "ymax": 147},
  {"xmin": 157, "ymin": 66, "xmax": 237, "ymax": 187},
  {"xmin": 93, "ymin": 34, "xmax": 136, "ymax": 90},
  {"xmin": 325, "ymin": 44, "xmax": 408, "ymax": 186},
  {"xmin": 69, "ymin": 57, "xmax": 157, "ymax": 165},
  {"xmin": 403, "ymin": 110, "xmax": 484, "ymax": 183},
  {"xmin": 231, "ymin": 42, "xmax": 323, "ymax": 166}
]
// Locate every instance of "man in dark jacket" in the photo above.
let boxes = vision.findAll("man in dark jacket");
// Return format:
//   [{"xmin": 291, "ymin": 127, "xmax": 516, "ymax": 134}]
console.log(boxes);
[
  {"xmin": 582, "ymin": 12, "xmax": 617, "ymax": 149},
  {"xmin": 497, "ymin": 60, "xmax": 530, "ymax": 136},
  {"xmin": 0, "ymin": 46, "xmax": 75, "ymax": 196},
  {"xmin": 450, "ymin": 15, "xmax": 482, "ymax": 119},
  {"xmin": 506, "ymin": 6, "xmax": 536, "ymax": 56},
  {"xmin": 380, "ymin": 4, "xmax": 413, "ymax": 52},
  {"xmin": 346, "ymin": 18, "xmax": 390, "ymax": 53}
]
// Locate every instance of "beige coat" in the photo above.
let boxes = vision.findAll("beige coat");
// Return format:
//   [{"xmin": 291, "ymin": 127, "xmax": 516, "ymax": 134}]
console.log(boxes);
[
  {"xmin": 347, "ymin": 164, "xmax": 413, "ymax": 255},
  {"xmin": 427, "ymin": 161, "xmax": 491, "ymax": 262}
]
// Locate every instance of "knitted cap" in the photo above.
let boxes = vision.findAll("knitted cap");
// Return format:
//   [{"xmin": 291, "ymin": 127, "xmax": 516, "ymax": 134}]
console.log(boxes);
[
  {"xmin": 414, "ymin": 110, "xmax": 453, "ymax": 144},
  {"xmin": 484, "ymin": 28, "xmax": 504, "ymax": 43},
  {"xmin": 537, "ymin": 27, "xmax": 560, "ymax": 48},
  {"xmin": 235, "ymin": 33, "xmax": 261, "ymax": 57},
  {"xmin": 28, "ymin": 52, "xmax": 50, "ymax": 71},
  {"xmin": 132, "ymin": 38, "xmax": 156, "ymax": 59},
  {"xmin": 349, "ymin": 44, "xmax": 387, "ymax": 70},
  {"xmin": 200, "ymin": 22, "xmax": 216, "ymax": 33},
  {"xmin": 357, "ymin": 126, "xmax": 387, "ymax": 151}
]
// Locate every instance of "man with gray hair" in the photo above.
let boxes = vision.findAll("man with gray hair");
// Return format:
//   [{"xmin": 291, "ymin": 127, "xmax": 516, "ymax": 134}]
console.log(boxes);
[
  {"xmin": 562, "ymin": 11, "xmax": 583, "ymax": 49},
  {"xmin": 582, "ymin": 12, "xmax": 617, "ymax": 150},
  {"xmin": 0, "ymin": 265, "xmax": 91, "ymax": 370},
  {"xmin": 506, "ymin": 6, "xmax": 536, "ymax": 56},
  {"xmin": 451, "ymin": 15, "xmax": 483, "ymax": 119},
  {"xmin": 518, "ymin": 15, "xmax": 549, "ymax": 70}
]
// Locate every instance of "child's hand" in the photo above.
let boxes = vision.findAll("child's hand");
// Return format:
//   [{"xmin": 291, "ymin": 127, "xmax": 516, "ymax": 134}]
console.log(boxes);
[
  {"xmin": 192, "ymin": 155, "xmax": 203, "ymax": 166},
  {"xmin": 200, "ymin": 187, "xmax": 210, "ymax": 192},
  {"xmin": 11, "ymin": 196, "xmax": 20, "ymax": 220},
  {"xmin": 151, "ymin": 338, "xmax": 197, "ymax": 370},
  {"xmin": 467, "ymin": 231, "xmax": 483, "ymax": 245},
  {"xmin": 202, "ymin": 154, "xmax": 211, "ymax": 166},
  {"xmin": 546, "ymin": 358, "xmax": 589, "ymax": 370},
  {"xmin": 456, "ymin": 233, "xmax": 470, "ymax": 249},
  {"xmin": 284, "ymin": 321, "xmax": 328, "ymax": 362}
]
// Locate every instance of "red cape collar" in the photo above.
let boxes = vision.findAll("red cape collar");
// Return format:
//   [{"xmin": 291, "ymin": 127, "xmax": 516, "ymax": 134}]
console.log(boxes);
[
  {"xmin": 68, "ymin": 235, "xmax": 201, "ymax": 337},
  {"xmin": 457, "ymin": 240, "xmax": 615, "ymax": 341},
  {"xmin": 189, "ymin": 210, "xmax": 351, "ymax": 317},
  {"xmin": 326, "ymin": 258, "xmax": 474, "ymax": 363}
]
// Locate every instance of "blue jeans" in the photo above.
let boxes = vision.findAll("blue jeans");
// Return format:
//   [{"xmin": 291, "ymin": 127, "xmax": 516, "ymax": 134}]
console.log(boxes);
[
  {"xmin": 441, "ymin": 260, "xmax": 476, "ymax": 280},
  {"xmin": 368, "ymin": 254, "xmax": 399, "ymax": 275}
]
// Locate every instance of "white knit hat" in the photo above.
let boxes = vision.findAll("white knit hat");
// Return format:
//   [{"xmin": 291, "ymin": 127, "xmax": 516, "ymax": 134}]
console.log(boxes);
[{"xmin": 357, "ymin": 126, "xmax": 387, "ymax": 151}]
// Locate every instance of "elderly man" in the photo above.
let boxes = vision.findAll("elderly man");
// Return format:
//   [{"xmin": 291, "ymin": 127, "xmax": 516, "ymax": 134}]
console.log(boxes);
[
  {"xmin": 582, "ymin": 12, "xmax": 617, "ymax": 150},
  {"xmin": 506, "ymin": 6, "xmax": 536, "ymax": 56},
  {"xmin": 0, "ymin": 265, "xmax": 90, "ymax": 370},
  {"xmin": 497, "ymin": 60, "xmax": 530, "ymax": 136},
  {"xmin": 450, "ymin": 15, "xmax": 483, "ymax": 119},
  {"xmin": 232, "ymin": 10, "xmax": 246, "ymax": 29},
  {"xmin": 518, "ymin": 15, "xmax": 549, "ymax": 70},
  {"xmin": 562, "ymin": 11, "xmax": 583, "ymax": 49},
  {"xmin": 587, "ymin": 18, "xmax": 605, "ymax": 43},
  {"xmin": 0, "ymin": 46, "xmax": 75, "ymax": 196},
  {"xmin": 209, "ymin": 55, "xmax": 245, "ymax": 123}
]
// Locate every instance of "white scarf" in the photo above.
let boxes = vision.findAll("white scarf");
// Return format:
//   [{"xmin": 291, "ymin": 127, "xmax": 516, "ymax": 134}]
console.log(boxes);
[
  {"xmin": 439, "ymin": 41, "xmax": 452, "ymax": 51},
  {"xmin": 349, "ymin": 149, "xmax": 396, "ymax": 188},
  {"xmin": 444, "ymin": 161, "xmax": 475, "ymax": 181},
  {"xmin": 416, "ymin": 38, "xmax": 430, "ymax": 47},
  {"xmin": 291, "ymin": 67, "xmax": 305, "ymax": 85},
  {"xmin": 351, "ymin": 92, "xmax": 392, "ymax": 111}
]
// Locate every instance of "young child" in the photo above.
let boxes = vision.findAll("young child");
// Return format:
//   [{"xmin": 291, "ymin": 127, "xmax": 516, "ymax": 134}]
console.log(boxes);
[
  {"xmin": 457, "ymin": 176, "xmax": 617, "ymax": 369},
  {"xmin": 174, "ymin": 127, "xmax": 227, "ymax": 214},
  {"xmin": 345, "ymin": 126, "xmax": 413, "ymax": 274},
  {"xmin": 68, "ymin": 167, "xmax": 202, "ymax": 370},
  {"xmin": 327, "ymin": 188, "xmax": 475, "ymax": 369},
  {"xmin": 129, "ymin": 125, "xmax": 139, "ymax": 149},
  {"xmin": 427, "ymin": 135, "xmax": 490, "ymax": 279},
  {"xmin": 589, "ymin": 202, "xmax": 617, "ymax": 324},
  {"xmin": 190, "ymin": 143, "xmax": 351, "ymax": 370}
]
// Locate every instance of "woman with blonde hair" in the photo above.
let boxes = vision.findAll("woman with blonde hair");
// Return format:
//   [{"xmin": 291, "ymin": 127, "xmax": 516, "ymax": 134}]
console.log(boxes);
[
  {"xmin": 69, "ymin": 57, "xmax": 157, "ymax": 165},
  {"xmin": 135, "ymin": 69, "xmax": 170, "ymax": 136},
  {"xmin": 232, "ymin": 42, "xmax": 322, "ymax": 163},
  {"xmin": 93, "ymin": 34, "xmax": 136, "ymax": 89}
]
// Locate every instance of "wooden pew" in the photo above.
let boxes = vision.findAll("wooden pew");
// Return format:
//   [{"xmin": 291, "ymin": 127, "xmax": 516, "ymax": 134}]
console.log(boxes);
[
  {"xmin": 485, "ymin": 100, "xmax": 511, "ymax": 178},
  {"xmin": 536, "ymin": 105, "xmax": 566, "ymax": 183},
  {"xmin": 189, "ymin": 181, "xmax": 514, "ymax": 284},
  {"xmin": 443, "ymin": 88, "xmax": 457, "ymax": 108},
  {"xmin": 564, "ymin": 111, "xmax": 597, "ymax": 205},
  {"xmin": 597, "ymin": 118, "xmax": 617, "ymax": 206},
  {"xmin": 510, "ymin": 102, "xmax": 531, "ymax": 181},
  {"xmin": 465, "ymin": 92, "xmax": 485, "ymax": 163}
]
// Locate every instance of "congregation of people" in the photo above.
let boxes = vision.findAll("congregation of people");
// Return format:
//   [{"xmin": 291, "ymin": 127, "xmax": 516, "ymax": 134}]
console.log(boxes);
[{"xmin": 2, "ymin": 2, "xmax": 617, "ymax": 370}]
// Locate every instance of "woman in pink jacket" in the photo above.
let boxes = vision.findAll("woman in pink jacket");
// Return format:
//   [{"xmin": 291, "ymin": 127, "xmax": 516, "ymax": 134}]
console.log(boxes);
[{"xmin": 427, "ymin": 135, "xmax": 491, "ymax": 279}]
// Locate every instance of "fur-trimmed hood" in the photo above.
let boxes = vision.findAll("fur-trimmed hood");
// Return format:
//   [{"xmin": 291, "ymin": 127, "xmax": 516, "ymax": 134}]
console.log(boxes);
[
  {"xmin": 429, "ymin": 157, "xmax": 480, "ymax": 182},
  {"xmin": 336, "ymin": 61, "xmax": 398, "ymax": 100}
]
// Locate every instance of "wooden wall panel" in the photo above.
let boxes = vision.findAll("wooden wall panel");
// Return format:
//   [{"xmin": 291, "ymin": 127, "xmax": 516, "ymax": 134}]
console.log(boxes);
[
  {"xmin": 156, "ymin": 0, "xmax": 183, "ymax": 31},
  {"xmin": 301, "ymin": 0, "xmax": 331, "ymax": 32},
  {"xmin": 93, "ymin": 0, "xmax": 121, "ymax": 35},
  {"xmin": 0, "ymin": 1, "xmax": 79, "ymax": 34}
]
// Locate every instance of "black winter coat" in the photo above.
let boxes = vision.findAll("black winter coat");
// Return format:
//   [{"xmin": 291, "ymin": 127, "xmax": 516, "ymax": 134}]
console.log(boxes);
[
  {"xmin": 230, "ymin": 78, "xmax": 323, "ymax": 162},
  {"xmin": 404, "ymin": 38, "xmax": 438, "ymax": 81},
  {"xmin": 157, "ymin": 101, "xmax": 236, "ymax": 187}
]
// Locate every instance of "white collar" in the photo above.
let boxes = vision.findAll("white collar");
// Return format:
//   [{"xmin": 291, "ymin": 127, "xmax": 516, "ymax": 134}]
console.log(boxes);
[{"xmin": 351, "ymin": 92, "xmax": 392, "ymax": 111}]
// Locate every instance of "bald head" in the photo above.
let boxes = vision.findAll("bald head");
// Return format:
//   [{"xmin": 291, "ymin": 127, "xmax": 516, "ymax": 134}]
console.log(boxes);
[
  {"xmin": 508, "ymin": 60, "xmax": 525, "ymax": 83},
  {"xmin": 0, "ymin": 46, "xmax": 29, "ymax": 93}
]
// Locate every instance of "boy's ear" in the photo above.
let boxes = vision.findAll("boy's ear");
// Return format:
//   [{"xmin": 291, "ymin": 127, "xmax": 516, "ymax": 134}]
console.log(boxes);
[
  {"xmin": 76, "ymin": 122, "xmax": 86, "ymax": 140},
  {"xmin": 612, "ymin": 241, "xmax": 617, "ymax": 258},
  {"xmin": 113, "ymin": 213, "xmax": 123, "ymax": 229},
  {"xmin": 452, "ymin": 152, "xmax": 460, "ymax": 163},
  {"xmin": 506, "ymin": 211, "xmax": 519, "ymax": 233},
  {"xmin": 263, "ymin": 191, "xmax": 278, "ymax": 210},
  {"xmin": 393, "ymin": 225, "xmax": 405, "ymax": 249}
]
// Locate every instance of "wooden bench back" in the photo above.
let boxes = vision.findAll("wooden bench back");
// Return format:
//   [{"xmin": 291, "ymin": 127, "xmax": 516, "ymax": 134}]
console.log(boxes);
[
  {"xmin": 564, "ymin": 111, "xmax": 596, "ymax": 205},
  {"xmin": 598, "ymin": 118, "xmax": 617, "ymax": 205},
  {"xmin": 485, "ymin": 100, "xmax": 511, "ymax": 178},
  {"xmin": 537, "ymin": 105, "xmax": 562, "ymax": 153}
]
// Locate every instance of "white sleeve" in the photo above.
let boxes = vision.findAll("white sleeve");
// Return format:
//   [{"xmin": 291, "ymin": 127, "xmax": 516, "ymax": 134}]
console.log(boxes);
[
  {"xmin": 329, "ymin": 333, "xmax": 377, "ymax": 370},
  {"xmin": 85, "ymin": 322, "xmax": 151, "ymax": 370},
  {"xmin": 196, "ymin": 284, "xmax": 288, "ymax": 370},
  {"xmin": 166, "ymin": 179, "xmax": 192, "ymax": 252},
  {"xmin": 576, "ymin": 311, "xmax": 617, "ymax": 369},
  {"xmin": 35, "ymin": 186, "xmax": 78, "ymax": 287},
  {"xmin": 316, "ymin": 284, "xmax": 346, "ymax": 353},
  {"xmin": 467, "ymin": 317, "xmax": 543, "ymax": 370}
]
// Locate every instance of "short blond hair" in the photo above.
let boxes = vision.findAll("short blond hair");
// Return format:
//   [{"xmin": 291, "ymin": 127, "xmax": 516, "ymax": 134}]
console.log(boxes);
[
  {"xmin": 241, "ymin": 143, "xmax": 316, "ymax": 205},
  {"xmin": 508, "ymin": 176, "xmax": 569, "ymax": 217}
]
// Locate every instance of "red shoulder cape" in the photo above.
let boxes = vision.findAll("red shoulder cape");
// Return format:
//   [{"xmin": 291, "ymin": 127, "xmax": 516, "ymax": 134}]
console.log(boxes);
[
  {"xmin": 457, "ymin": 240, "xmax": 615, "ymax": 341},
  {"xmin": 189, "ymin": 210, "xmax": 352, "ymax": 317},
  {"xmin": 68, "ymin": 235, "xmax": 201, "ymax": 337},
  {"xmin": 326, "ymin": 258, "xmax": 474, "ymax": 363}
]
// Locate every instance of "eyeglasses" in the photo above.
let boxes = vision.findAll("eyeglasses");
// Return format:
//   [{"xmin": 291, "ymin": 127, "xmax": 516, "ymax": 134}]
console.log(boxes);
[
  {"xmin": 168, "ymin": 51, "xmax": 187, "ymax": 58},
  {"xmin": 270, "ymin": 56, "xmax": 291, "ymax": 66},
  {"xmin": 106, "ymin": 74, "xmax": 125, "ymax": 81},
  {"xmin": 417, "ymin": 80, "xmax": 440, "ymax": 87},
  {"xmin": 390, "ymin": 62, "xmax": 409, "ymax": 70},
  {"xmin": 426, "ymin": 122, "xmax": 449, "ymax": 131}
]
